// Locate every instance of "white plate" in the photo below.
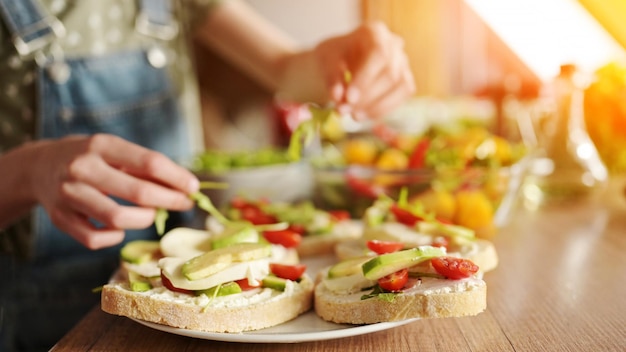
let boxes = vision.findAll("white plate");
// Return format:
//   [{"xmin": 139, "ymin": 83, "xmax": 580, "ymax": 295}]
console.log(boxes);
[
  {"xmin": 131, "ymin": 313, "xmax": 418, "ymax": 343},
  {"xmin": 128, "ymin": 254, "xmax": 418, "ymax": 343}
]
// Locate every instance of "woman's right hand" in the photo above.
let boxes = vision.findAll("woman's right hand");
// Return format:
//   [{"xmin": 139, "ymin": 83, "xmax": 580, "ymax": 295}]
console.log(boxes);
[{"xmin": 1, "ymin": 134, "xmax": 200, "ymax": 250}]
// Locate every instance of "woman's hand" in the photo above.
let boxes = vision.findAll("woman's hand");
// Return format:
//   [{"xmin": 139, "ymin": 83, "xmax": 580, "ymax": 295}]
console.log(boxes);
[
  {"xmin": 0, "ymin": 134, "xmax": 199, "ymax": 249},
  {"xmin": 278, "ymin": 22, "xmax": 415, "ymax": 120}
]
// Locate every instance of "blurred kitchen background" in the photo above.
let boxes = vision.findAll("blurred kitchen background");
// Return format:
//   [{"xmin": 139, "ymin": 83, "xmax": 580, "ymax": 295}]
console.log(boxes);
[{"xmin": 192, "ymin": 0, "xmax": 626, "ymax": 180}]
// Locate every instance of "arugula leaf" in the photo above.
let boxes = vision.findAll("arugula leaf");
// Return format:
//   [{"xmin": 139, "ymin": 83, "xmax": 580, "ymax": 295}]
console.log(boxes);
[
  {"xmin": 287, "ymin": 105, "xmax": 338, "ymax": 161},
  {"xmin": 190, "ymin": 191, "xmax": 230, "ymax": 224},
  {"xmin": 360, "ymin": 285, "xmax": 398, "ymax": 302},
  {"xmin": 155, "ymin": 208, "xmax": 169, "ymax": 236}
]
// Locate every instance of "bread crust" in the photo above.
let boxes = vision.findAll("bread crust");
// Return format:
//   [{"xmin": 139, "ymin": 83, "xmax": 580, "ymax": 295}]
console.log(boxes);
[
  {"xmin": 314, "ymin": 278, "xmax": 486, "ymax": 324},
  {"xmin": 101, "ymin": 275, "xmax": 314, "ymax": 333}
]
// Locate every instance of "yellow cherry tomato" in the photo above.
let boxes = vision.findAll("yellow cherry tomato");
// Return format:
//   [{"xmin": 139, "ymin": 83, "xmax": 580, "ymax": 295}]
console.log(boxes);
[
  {"xmin": 410, "ymin": 188, "xmax": 456, "ymax": 221},
  {"xmin": 453, "ymin": 188, "xmax": 496, "ymax": 239},
  {"xmin": 343, "ymin": 138, "xmax": 378, "ymax": 166}
]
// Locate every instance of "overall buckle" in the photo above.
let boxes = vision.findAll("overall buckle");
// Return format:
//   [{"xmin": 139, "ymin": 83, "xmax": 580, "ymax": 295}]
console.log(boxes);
[{"xmin": 13, "ymin": 16, "xmax": 66, "ymax": 57}]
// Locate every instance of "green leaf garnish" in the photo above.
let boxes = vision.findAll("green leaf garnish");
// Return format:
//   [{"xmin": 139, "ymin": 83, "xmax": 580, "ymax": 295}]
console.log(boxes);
[
  {"xmin": 155, "ymin": 208, "xmax": 169, "ymax": 236},
  {"xmin": 190, "ymin": 191, "xmax": 230, "ymax": 224},
  {"xmin": 360, "ymin": 285, "xmax": 398, "ymax": 302}
]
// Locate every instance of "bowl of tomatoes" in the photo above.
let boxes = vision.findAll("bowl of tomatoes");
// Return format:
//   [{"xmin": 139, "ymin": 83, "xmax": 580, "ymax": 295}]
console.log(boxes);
[{"xmin": 310, "ymin": 123, "xmax": 529, "ymax": 239}]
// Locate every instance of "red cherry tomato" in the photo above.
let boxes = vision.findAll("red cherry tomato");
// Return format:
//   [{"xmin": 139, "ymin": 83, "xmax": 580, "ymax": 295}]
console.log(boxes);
[
  {"xmin": 240, "ymin": 206, "xmax": 277, "ymax": 225},
  {"xmin": 390, "ymin": 204, "xmax": 423, "ymax": 226},
  {"xmin": 161, "ymin": 272, "xmax": 193, "ymax": 295},
  {"xmin": 366, "ymin": 240, "xmax": 404, "ymax": 254},
  {"xmin": 407, "ymin": 138, "xmax": 430, "ymax": 169},
  {"xmin": 287, "ymin": 224, "xmax": 306, "ymax": 235},
  {"xmin": 269, "ymin": 263, "xmax": 307, "ymax": 281},
  {"xmin": 262, "ymin": 229, "xmax": 302, "ymax": 248},
  {"xmin": 346, "ymin": 173, "xmax": 385, "ymax": 199},
  {"xmin": 378, "ymin": 269, "xmax": 409, "ymax": 292},
  {"xmin": 235, "ymin": 278, "xmax": 261, "ymax": 291},
  {"xmin": 329, "ymin": 210, "xmax": 351, "ymax": 222},
  {"xmin": 431, "ymin": 257, "xmax": 479, "ymax": 280}
]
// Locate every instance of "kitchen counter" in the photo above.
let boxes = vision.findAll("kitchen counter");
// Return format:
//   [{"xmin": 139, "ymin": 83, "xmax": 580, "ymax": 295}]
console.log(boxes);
[{"xmin": 51, "ymin": 195, "xmax": 626, "ymax": 352}]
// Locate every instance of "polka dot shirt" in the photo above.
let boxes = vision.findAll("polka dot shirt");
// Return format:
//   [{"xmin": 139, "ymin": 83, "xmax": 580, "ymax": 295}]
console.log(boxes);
[
  {"xmin": 0, "ymin": 0, "xmax": 220, "ymax": 154},
  {"xmin": 0, "ymin": 0, "xmax": 220, "ymax": 256}
]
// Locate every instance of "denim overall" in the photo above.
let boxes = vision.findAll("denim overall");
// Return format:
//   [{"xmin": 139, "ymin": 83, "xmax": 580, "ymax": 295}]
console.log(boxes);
[{"xmin": 0, "ymin": 1, "xmax": 193, "ymax": 350}]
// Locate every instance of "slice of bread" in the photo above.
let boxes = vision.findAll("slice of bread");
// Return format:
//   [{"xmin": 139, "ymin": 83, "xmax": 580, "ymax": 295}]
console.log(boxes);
[
  {"xmin": 101, "ymin": 270, "xmax": 314, "ymax": 333},
  {"xmin": 313, "ymin": 246, "xmax": 487, "ymax": 325},
  {"xmin": 314, "ymin": 275, "xmax": 486, "ymax": 324}
]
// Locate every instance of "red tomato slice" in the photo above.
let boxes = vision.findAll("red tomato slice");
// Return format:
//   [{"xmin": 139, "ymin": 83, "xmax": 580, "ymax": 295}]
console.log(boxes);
[
  {"xmin": 367, "ymin": 240, "xmax": 404, "ymax": 254},
  {"xmin": 431, "ymin": 257, "xmax": 479, "ymax": 280},
  {"xmin": 287, "ymin": 224, "xmax": 306, "ymax": 235},
  {"xmin": 262, "ymin": 229, "xmax": 302, "ymax": 248},
  {"xmin": 235, "ymin": 278, "xmax": 261, "ymax": 291},
  {"xmin": 407, "ymin": 138, "xmax": 430, "ymax": 169},
  {"xmin": 390, "ymin": 204, "xmax": 422, "ymax": 226},
  {"xmin": 346, "ymin": 173, "xmax": 385, "ymax": 199},
  {"xmin": 329, "ymin": 210, "xmax": 351, "ymax": 222},
  {"xmin": 240, "ymin": 206, "xmax": 277, "ymax": 225},
  {"xmin": 161, "ymin": 272, "xmax": 193, "ymax": 295},
  {"xmin": 269, "ymin": 263, "xmax": 307, "ymax": 281},
  {"xmin": 378, "ymin": 269, "xmax": 409, "ymax": 292}
]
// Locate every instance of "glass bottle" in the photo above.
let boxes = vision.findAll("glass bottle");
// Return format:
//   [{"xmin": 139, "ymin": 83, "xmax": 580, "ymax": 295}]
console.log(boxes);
[{"xmin": 522, "ymin": 64, "xmax": 608, "ymax": 208}]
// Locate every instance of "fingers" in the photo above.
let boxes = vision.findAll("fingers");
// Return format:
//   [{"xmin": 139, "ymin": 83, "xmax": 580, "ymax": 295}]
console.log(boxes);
[
  {"xmin": 48, "ymin": 206, "xmax": 125, "ymax": 250},
  {"xmin": 60, "ymin": 181, "xmax": 157, "ymax": 230},
  {"xmin": 65, "ymin": 153, "xmax": 195, "ymax": 211},
  {"xmin": 85, "ymin": 134, "xmax": 200, "ymax": 195},
  {"xmin": 335, "ymin": 22, "xmax": 416, "ymax": 119}
]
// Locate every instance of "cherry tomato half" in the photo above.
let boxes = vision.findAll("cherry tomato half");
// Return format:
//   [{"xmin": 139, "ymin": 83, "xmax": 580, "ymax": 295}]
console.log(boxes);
[
  {"xmin": 240, "ymin": 206, "xmax": 277, "ymax": 225},
  {"xmin": 390, "ymin": 204, "xmax": 423, "ymax": 226},
  {"xmin": 329, "ymin": 210, "xmax": 351, "ymax": 222},
  {"xmin": 367, "ymin": 240, "xmax": 404, "ymax": 255},
  {"xmin": 378, "ymin": 269, "xmax": 409, "ymax": 292},
  {"xmin": 431, "ymin": 257, "xmax": 479, "ymax": 280},
  {"xmin": 161, "ymin": 272, "xmax": 193, "ymax": 295},
  {"xmin": 235, "ymin": 278, "xmax": 261, "ymax": 291},
  {"xmin": 263, "ymin": 229, "xmax": 302, "ymax": 248},
  {"xmin": 269, "ymin": 263, "xmax": 307, "ymax": 281}
]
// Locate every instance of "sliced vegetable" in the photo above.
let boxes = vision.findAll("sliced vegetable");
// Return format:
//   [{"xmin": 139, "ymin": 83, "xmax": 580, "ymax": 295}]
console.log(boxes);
[
  {"xmin": 262, "ymin": 229, "xmax": 302, "ymax": 248},
  {"xmin": 377, "ymin": 269, "xmax": 409, "ymax": 292},
  {"xmin": 269, "ymin": 263, "xmax": 306, "ymax": 281},
  {"xmin": 431, "ymin": 257, "xmax": 479, "ymax": 279},
  {"xmin": 366, "ymin": 240, "xmax": 404, "ymax": 255}
]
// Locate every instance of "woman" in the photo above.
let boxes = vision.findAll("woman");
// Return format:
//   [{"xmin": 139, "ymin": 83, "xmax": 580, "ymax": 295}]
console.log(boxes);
[{"xmin": 0, "ymin": 0, "xmax": 415, "ymax": 350}]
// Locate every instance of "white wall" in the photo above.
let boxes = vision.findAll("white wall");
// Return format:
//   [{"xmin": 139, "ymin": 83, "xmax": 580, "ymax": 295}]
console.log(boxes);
[{"xmin": 243, "ymin": 0, "xmax": 362, "ymax": 47}]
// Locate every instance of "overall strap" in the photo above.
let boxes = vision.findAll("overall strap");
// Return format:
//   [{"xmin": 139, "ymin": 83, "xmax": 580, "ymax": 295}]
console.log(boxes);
[
  {"xmin": 0, "ymin": 0, "xmax": 65, "ymax": 56},
  {"xmin": 136, "ymin": 0, "xmax": 178, "ymax": 41}
]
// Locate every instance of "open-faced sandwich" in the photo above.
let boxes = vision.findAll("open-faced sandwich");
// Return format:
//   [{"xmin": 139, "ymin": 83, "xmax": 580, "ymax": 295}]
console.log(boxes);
[
  {"xmin": 334, "ymin": 190, "xmax": 498, "ymax": 273},
  {"xmin": 101, "ymin": 219, "xmax": 313, "ymax": 333},
  {"xmin": 206, "ymin": 196, "xmax": 362, "ymax": 257},
  {"xmin": 315, "ymin": 244, "xmax": 486, "ymax": 324}
]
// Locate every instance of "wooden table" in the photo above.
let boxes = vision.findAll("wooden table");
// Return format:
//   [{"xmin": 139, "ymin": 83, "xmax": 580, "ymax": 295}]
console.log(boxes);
[{"xmin": 51, "ymin": 196, "xmax": 626, "ymax": 352}]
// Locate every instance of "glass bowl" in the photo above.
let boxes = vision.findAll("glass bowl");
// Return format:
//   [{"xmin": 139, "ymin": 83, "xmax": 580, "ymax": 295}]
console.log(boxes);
[{"xmin": 309, "ymin": 125, "xmax": 530, "ymax": 239}]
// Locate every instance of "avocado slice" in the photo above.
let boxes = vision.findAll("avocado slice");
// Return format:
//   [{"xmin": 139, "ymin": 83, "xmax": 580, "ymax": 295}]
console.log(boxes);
[
  {"xmin": 211, "ymin": 221, "xmax": 260, "ymax": 249},
  {"xmin": 328, "ymin": 256, "xmax": 372, "ymax": 278},
  {"xmin": 120, "ymin": 240, "xmax": 160, "ymax": 264},
  {"xmin": 362, "ymin": 246, "xmax": 445, "ymax": 280},
  {"xmin": 182, "ymin": 242, "xmax": 272, "ymax": 281},
  {"xmin": 262, "ymin": 275, "xmax": 288, "ymax": 291},
  {"xmin": 128, "ymin": 271, "xmax": 152, "ymax": 292},
  {"xmin": 196, "ymin": 281, "xmax": 242, "ymax": 297}
]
